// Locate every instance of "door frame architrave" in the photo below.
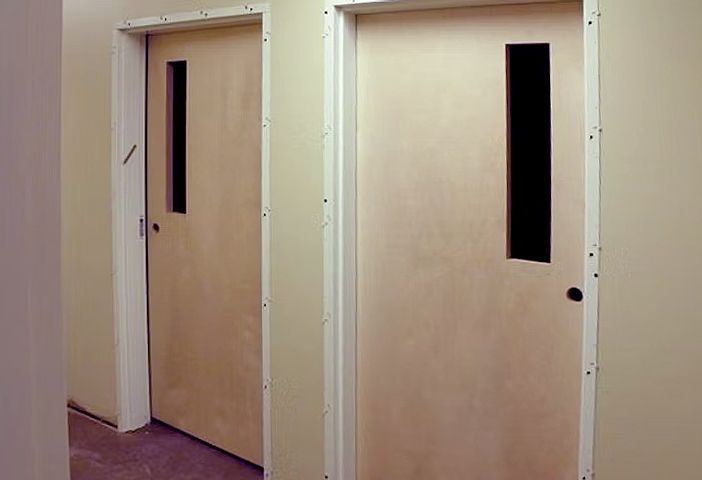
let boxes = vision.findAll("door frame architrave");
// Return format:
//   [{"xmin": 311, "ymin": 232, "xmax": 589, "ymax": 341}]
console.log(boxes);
[
  {"xmin": 111, "ymin": 4, "xmax": 272, "ymax": 474},
  {"xmin": 321, "ymin": 1, "xmax": 602, "ymax": 479}
]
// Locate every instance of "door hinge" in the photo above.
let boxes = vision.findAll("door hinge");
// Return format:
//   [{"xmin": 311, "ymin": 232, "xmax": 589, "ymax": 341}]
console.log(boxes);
[{"xmin": 139, "ymin": 215, "xmax": 146, "ymax": 239}]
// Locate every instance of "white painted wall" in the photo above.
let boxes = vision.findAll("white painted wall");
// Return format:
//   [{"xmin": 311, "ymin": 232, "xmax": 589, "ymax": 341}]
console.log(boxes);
[
  {"xmin": 595, "ymin": 1, "xmax": 702, "ymax": 479},
  {"xmin": 0, "ymin": 0, "xmax": 69, "ymax": 478}
]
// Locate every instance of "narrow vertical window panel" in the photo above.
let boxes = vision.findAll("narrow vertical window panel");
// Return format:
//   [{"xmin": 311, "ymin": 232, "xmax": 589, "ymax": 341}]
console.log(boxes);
[
  {"xmin": 167, "ymin": 60, "xmax": 187, "ymax": 214},
  {"xmin": 506, "ymin": 43, "xmax": 552, "ymax": 263}
]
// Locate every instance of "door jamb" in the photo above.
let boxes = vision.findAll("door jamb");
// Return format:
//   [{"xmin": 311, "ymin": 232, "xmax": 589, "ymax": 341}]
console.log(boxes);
[
  {"xmin": 322, "ymin": 1, "xmax": 602, "ymax": 479},
  {"xmin": 111, "ymin": 4, "xmax": 272, "ymax": 474}
]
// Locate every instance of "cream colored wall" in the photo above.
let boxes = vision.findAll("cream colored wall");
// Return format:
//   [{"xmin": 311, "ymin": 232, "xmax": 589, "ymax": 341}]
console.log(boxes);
[
  {"xmin": 63, "ymin": 0, "xmax": 702, "ymax": 478},
  {"xmin": 595, "ymin": 1, "xmax": 702, "ymax": 479},
  {"xmin": 1, "ymin": 0, "xmax": 69, "ymax": 478},
  {"xmin": 63, "ymin": 0, "xmax": 119, "ymax": 422},
  {"xmin": 62, "ymin": 0, "xmax": 324, "ymax": 477}
]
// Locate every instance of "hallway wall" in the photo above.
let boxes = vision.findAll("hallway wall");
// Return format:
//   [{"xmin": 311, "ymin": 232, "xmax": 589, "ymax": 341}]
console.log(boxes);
[
  {"xmin": 1, "ymin": 0, "xmax": 69, "ymax": 478},
  {"xmin": 595, "ymin": 1, "xmax": 702, "ymax": 478}
]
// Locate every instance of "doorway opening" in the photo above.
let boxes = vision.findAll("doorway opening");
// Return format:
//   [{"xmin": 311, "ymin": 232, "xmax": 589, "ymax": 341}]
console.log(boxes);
[
  {"xmin": 323, "ymin": 1, "xmax": 602, "ymax": 480},
  {"xmin": 146, "ymin": 21, "xmax": 264, "ymax": 466},
  {"xmin": 71, "ymin": 5, "xmax": 272, "ymax": 479}
]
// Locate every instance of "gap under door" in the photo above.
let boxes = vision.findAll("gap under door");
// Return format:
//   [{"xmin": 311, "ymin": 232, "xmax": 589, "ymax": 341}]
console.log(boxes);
[
  {"xmin": 356, "ymin": 2, "xmax": 585, "ymax": 479},
  {"xmin": 146, "ymin": 24, "xmax": 263, "ymax": 466}
]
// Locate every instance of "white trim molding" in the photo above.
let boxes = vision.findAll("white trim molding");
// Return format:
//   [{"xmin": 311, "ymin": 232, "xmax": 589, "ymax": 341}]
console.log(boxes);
[
  {"xmin": 322, "ymin": 1, "xmax": 602, "ymax": 479},
  {"xmin": 111, "ymin": 4, "xmax": 273, "ymax": 476},
  {"xmin": 580, "ymin": 2, "xmax": 602, "ymax": 479}
]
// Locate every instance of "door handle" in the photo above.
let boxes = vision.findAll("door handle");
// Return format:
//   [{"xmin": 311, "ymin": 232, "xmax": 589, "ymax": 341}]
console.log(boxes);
[
  {"xmin": 152, "ymin": 222, "xmax": 161, "ymax": 233},
  {"xmin": 566, "ymin": 287, "xmax": 583, "ymax": 302}
]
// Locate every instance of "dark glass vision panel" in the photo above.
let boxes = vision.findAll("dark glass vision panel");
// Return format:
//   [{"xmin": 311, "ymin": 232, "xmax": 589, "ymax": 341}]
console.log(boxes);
[
  {"xmin": 168, "ymin": 60, "xmax": 187, "ymax": 214},
  {"xmin": 506, "ymin": 43, "xmax": 552, "ymax": 263}
]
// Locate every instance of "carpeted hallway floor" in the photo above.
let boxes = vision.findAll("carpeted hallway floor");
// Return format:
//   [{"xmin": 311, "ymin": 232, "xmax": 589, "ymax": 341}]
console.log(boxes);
[{"xmin": 68, "ymin": 410, "xmax": 263, "ymax": 479}]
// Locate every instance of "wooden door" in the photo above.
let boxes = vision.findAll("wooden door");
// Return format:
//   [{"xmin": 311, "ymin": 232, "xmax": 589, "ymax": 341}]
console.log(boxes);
[
  {"xmin": 356, "ymin": 3, "xmax": 584, "ymax": 479},
  {"xmin": 147, "ymin": 25, "xmax": 262, "ymax": 465}
]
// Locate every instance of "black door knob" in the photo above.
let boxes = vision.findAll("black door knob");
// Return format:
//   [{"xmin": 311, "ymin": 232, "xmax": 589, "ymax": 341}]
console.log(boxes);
[
  {"xmin": 152, "ymin": 222, "xmax": 160, "ymax": 233},
  {"xmin": 567, "ymin": 287, "xmax": 583, "ymax": 302}
]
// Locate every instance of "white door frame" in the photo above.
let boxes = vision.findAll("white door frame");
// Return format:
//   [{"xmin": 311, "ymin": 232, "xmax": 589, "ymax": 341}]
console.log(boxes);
[
  {"xmin": 111, "ymin": 4, "xmax": 272, "ymax": 474},
  {"xmin": 322, "ymin": 1, "xmax": 601, "ymax": 479}
]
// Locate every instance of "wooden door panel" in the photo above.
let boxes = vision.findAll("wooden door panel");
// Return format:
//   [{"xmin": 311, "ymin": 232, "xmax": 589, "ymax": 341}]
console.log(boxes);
[
  {"xmin": 356, "ymin": 3, "xmax": 584, "ymax": 479},
  {"xmin": 147, "ymin": 25, "xmax": 262, "ymax": 465}
]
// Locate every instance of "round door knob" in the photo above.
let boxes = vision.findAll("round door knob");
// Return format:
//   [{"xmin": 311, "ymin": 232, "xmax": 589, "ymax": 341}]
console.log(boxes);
[
  {"xmin": 566, "ymin": 287, "xmax": 583, "ymax": 302},
  {"xmin": 152, "ymin": 222, "xmax": 160, "ymax": 233}
]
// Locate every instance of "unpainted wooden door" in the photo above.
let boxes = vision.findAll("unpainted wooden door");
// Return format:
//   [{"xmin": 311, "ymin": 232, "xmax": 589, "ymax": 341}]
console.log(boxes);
[
  {"xmin": 147, "ymin": 24, "xmax": 263, "ymax": 465},
  {"xmin": 356, "ymin": 3, "xmax": 584, "ymax": 478}
]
